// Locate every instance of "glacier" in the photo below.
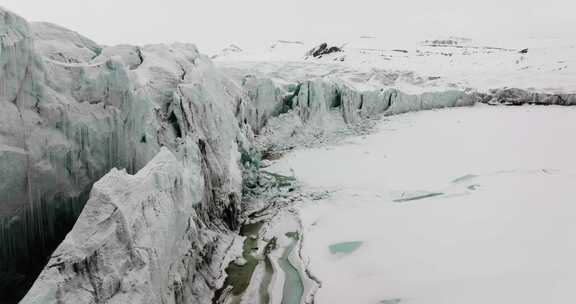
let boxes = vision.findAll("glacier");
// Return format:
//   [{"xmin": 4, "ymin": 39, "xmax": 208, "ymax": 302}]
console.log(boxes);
[{"xmin": 1, "ymin": 6, "xmax": 576, "ymax": 304}]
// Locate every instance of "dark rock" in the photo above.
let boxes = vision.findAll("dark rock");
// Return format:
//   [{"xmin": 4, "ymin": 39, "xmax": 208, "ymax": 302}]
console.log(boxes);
[{"xmin": 307, "ymin": 43, "xmax": 343, "ymax": 58}]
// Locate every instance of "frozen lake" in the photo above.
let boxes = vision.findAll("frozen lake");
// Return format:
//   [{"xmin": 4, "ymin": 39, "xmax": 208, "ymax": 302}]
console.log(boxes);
[{"xmin": 269, "ymin": 105, "xmax": 576, "ymax": 304}]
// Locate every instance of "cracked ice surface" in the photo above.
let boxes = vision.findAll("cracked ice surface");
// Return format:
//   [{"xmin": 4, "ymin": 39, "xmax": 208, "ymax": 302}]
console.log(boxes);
[{"xmin": 269, "ymin": 105, "xmax": 576, "ymax": 304}]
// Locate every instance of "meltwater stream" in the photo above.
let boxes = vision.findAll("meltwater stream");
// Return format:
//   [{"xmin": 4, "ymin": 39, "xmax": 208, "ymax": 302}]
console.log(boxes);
[
  {"xmin": 279, "ymin": 233, "xmax": 304, "ymax": 304},
  {"xmin": 214, "ymin": 223, "xmax": 305, "ymax": 304},
  {"xmin": 269, "ymin": 106, "xmax": 576, "ymax": 304}
]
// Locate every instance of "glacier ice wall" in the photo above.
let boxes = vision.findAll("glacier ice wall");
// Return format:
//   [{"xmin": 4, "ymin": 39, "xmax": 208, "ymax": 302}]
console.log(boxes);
[
  {"xmin": 253, "ymin": 79, "xmax": 480, "ymax": 150},
  {"xmin": 0, "ymin": 7, "xmax": 255, "ymax": 302},
  {"xmin": 21, "ymin": 146, "xmax": 239, "ymax": 304}
]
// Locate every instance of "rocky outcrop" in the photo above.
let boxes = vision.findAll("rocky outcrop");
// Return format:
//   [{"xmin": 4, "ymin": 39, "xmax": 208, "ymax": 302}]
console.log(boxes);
[{"xmin": 306, "ymin": 43, "xmax": 342, "ymax": 58}]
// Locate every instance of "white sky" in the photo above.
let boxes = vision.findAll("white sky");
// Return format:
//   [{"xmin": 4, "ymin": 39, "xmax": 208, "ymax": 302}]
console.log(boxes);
[{"xmin": 3, "ymin": 0, "xmax": 576, "ymax": 54}]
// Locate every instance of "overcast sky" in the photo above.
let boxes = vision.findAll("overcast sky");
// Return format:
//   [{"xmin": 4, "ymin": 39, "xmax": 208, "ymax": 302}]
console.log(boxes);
[{"xmin": 3, "ymin": 0, "xmax": 575, "ymax": 53}]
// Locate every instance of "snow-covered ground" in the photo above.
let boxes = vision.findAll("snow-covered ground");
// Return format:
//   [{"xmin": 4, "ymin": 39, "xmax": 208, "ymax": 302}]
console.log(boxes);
[
  {"xmin": 215, "ymin": 36, "xmax": 576, "ymax": 94},
  {"xmin": 269, "ymin": 105, "xmax": 576, "ymax": 304}
]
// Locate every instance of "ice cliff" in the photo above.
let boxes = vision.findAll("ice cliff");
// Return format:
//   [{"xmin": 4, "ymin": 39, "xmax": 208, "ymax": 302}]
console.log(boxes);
[
  {"xmin": 1, "ymin": 6, "xmax": 575, "ymax": 304},
  {"xmin": 1, "ymin": 7, "xmax": 253, "ymax": 302}
]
